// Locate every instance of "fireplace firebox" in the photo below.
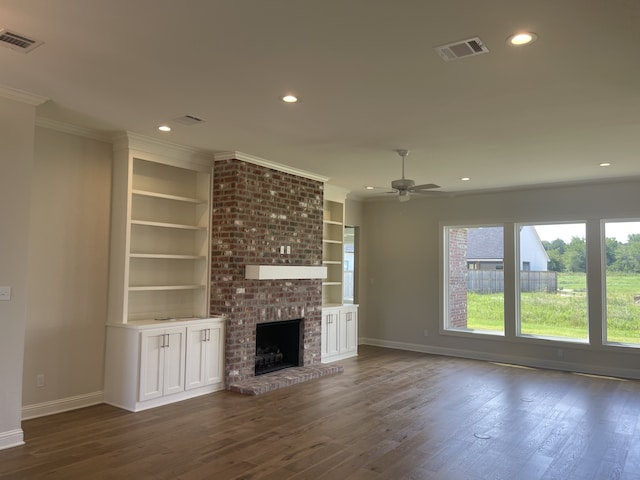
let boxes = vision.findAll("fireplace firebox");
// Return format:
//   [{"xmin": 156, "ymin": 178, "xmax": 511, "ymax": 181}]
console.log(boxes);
[{"xmin": 255, "ymin": 319, "xmax": 303, "ymax": 376}]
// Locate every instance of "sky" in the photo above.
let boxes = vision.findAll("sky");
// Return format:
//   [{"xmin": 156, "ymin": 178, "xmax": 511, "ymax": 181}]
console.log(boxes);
[{"xmin": 534, "ymin": 222, "xmax": 640, "ymax": 243}]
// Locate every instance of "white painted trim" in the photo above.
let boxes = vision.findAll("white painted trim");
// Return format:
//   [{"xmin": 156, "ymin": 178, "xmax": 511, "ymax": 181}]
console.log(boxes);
[
  {"xmin": 245, "ymin": 265, "xmax": 327, "ymax": 280},
  {"xmin": 324, "ymin": 183, "xmax": 350, "ymax": 202},
  {"xmin": 359, "ymin": 338, "xmax": 640, "ymax": 380},
  {"xmin": 21, "ymin": 391, "xmax": 104, "ymax": 420},
  {"xmin": 35, "ymin": 117, "xmax": 112, "ymax": 143},
  {"xmin": 0, "ymin": 84, "xmax": 48, "ymax": 105},
  {"xmin": 112, "ymin": 132, "xmax": 215, "ymax": 168},
  {"xmin": 104, "ymin": 383, "xmax": 223, "ymax": 412},
  {"xmin": 214, "ymin": 151, "xmax": 329, "ymax": 182},
  {"xmin": 0, "ymin": 429, "xmax": 24, "ymax": 451}
]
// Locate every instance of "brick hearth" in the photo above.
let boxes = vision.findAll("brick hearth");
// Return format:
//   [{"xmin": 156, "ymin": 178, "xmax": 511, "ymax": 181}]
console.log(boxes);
[{"xmin": 210, "ymin": 156, "xmax": 339, "ymax": 392}]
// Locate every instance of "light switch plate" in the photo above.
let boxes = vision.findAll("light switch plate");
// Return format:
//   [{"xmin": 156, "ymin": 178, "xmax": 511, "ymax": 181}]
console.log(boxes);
[{"xmin": 0, "ymin": 286, "xmax": 11, "ymax": 301}]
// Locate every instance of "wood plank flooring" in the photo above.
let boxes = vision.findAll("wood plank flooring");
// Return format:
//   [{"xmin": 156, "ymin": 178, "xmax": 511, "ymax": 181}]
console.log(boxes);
[{"xmin": 1, "ymin": 346, "xmax": 640, "ymax": 479}]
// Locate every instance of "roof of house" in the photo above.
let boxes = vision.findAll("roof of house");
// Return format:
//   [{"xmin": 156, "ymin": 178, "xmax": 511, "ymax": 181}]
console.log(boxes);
[{"xmin": 466, "ymin": 227, "xmax": 503, "ymax": 260}]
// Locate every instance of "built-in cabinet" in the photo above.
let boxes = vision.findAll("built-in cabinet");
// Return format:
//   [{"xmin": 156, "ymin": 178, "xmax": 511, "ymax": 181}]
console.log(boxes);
[
  {"xmin": 321, "ymin": 305, "xmax": 358, "ymax": 362},
  {"xmin": 104, "ymin": 134, "xmax": 224, "ymax": 412},
  {"xmin": 139, "ymin": 326, "xmax": 186, "ymax": 401},
  {"xmin": 321, "ymin": 184, "xmax": 358, "ymax": 362},
  {"xmin": 322, "ymin": 197, "xmax": 344, "ymax": 307},
  {"xmin": 105, "ymin": 318, "xmax": 225, "ymax": 412},
  {"xmin": 108, "ymin": 135, "xmax": 212, "ymax": 324}
]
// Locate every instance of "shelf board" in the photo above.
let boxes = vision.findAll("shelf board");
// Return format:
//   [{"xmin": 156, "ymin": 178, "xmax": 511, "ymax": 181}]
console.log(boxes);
[
  {"xmin": 131, "ymin": 220, "xmax": 206, "ymax": 230},
  {"xmin": 323, "ymin": 219, "xmax": 343, "ymax": 225},
  {"xmin": 322, "ymin": 239, "xmax": 342, "ymax": 244},
  {"xmin": 323, "ymin": 260, "xmax": 342, "ymax": 265},
  {"xmin": 129, "ymin": 284, "xmax": 206, "ymax": 291},
  {"xmin": 322, "ymin": 281, "xmax": 343, "ymax": 286},
  {"xmin": 132, "ymin": 189, "xmax": 205, "ymax": 204},
  {"xmin": 130, "ymin": 253, "xmax": 205, "ymax": 260}
]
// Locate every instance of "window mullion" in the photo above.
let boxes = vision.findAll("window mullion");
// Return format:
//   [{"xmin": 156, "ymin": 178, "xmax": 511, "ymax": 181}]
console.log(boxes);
[
  {"xmin": 503, "ymin": 223, "xmax": 518, "ymax": 339},
  {"xmin": 586, "ymin": 219, "xmax": 604, "ymax": 346}
]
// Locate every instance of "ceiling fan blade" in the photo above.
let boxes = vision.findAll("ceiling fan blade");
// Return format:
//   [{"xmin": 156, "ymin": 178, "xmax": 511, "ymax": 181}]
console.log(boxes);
[
  {"xmin": 409, "ymin": 183, "xmax": 440, "ymax": 191},
  {"xmin": 365, "ymin": 186, "xmax": 398, "ymax": 193}
]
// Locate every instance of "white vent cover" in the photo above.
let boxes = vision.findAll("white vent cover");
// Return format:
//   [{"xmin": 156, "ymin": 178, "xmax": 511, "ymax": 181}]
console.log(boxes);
[
  {"xmin": 0, "ymin": 28, "xmax": 44, "ymax": 53},
  {"xmin": 172, "ymin": 114, "xmax": 205, "ymax": 126},
  {"xmin": 434, "ymin": 37, "xmax": 488, "ymax": 62}
]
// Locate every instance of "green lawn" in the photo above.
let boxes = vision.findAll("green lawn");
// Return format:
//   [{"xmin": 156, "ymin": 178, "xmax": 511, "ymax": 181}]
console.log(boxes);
[{"xmin": 466, "ymin": 273, "xmax": 640, "ymax": 344}]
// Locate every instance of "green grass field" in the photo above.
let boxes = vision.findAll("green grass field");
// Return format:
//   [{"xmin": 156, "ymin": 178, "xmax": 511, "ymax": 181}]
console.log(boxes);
[{"xmin": 466, "ymin": 273, "xmax": 640, "ymax": 344}]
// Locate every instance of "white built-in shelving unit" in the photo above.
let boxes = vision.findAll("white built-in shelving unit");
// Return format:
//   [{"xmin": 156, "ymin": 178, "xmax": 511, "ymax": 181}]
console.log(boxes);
[
  {"xmin": 104, "ymin": 133, "xmax": 224, "ymax": 412},
  {"xmin": 108, "ymin": 141, "xmax": 212, "ymax": 324},
  {"xmin": 321, "ymin": 184, "xmax": 358, "ymax": 362}
]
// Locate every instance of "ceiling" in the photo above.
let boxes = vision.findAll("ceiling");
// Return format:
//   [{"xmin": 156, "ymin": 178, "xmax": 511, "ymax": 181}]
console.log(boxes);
[{"xmin": 2, "ymin": 0, "xmax": 640, "ymax": 199}]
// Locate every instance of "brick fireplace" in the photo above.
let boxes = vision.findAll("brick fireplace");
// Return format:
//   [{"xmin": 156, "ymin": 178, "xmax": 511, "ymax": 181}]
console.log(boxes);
[{"xmin": 210, "ymin": 154, "xmax": 340, "ymax": 393}]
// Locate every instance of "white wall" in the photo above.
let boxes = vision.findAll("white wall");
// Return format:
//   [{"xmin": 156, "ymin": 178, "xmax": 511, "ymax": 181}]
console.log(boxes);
[
  {"xmin": 0, "ymin": 96, "xmax": 36, "ymax": 449},
  {"xmin": 520, "ymin": 225, "xmax": 548, "ymax": 271},
  {"xmin": 361, "ymin": 180, "xmax": 640, "ymax": 379},
  {"xmin": 21, "ymin": 126, "xmax": 112, "ymax": 418}
]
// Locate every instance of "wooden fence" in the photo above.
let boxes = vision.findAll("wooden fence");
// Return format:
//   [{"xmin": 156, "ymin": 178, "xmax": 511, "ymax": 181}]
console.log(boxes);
[{"xmin": 467, "ymin": 270, "xmax": 557, "ymax": 293}]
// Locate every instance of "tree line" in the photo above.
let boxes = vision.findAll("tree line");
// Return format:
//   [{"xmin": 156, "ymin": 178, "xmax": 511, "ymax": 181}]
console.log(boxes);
[{"xmin": 543, "ymin": 234, "xmax": 640, "ymax": 273}]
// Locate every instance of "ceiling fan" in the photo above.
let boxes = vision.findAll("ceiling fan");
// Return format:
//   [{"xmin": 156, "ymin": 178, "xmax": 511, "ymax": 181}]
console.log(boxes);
[{"xmin": 368, "ymin": 149, "xmax": 441, "ymax": 202}]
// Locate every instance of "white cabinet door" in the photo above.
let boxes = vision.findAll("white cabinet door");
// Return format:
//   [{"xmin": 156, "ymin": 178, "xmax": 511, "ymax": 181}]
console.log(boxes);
[
  {"xmin": 186, "ymin": 321, "xmax": 224, "ymax": 390},
  {"xmin": 322, "ymin": 309, "xmax": 340, "ymax": 358},
  {"xmin": 163, "ymin": 327, "xmax": 186, "ymax": 396},
  {"xmin": 139, "ymin": 330, "xmax": 164, "ymax": 402},
  {"xmin": 185, "ymin": 324, "xmax": 208, "ymax": 390},
  {"xmin": 204, "ymin": 322, "xmax": 224, "ymax": 386},
  {"xmin": 139, "ymin": 327, "xmax": 185, "ymax": 402},
  {"xmin": 342, "ymin": 307, "xmax": 358, "ymax": 352}
]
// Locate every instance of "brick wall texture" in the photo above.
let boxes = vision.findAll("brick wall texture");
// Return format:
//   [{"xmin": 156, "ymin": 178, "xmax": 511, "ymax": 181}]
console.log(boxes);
[
  {"xmin": 448, "ymin": 227, "xmax": 468, "ymax": 329},
  {"xmin": 210, "ymin": 158, "xmax": 324, "ymax": 385}
]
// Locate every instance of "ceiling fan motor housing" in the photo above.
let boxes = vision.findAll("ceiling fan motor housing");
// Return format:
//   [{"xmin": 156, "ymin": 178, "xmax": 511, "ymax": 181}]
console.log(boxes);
[{"xmin": 391, "ymin": 178, "xmax": 415, "ymax": 191}]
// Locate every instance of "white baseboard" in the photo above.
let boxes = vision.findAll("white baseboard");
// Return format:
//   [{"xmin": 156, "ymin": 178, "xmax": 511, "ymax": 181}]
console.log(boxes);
[
  {"xmin": 22, "ymin": 391, "xmax": 104, "ymax": 420},
  {"xmin": 359, "ymin": 338, "xmax": 640, "ymax": 380},
  {"xmin": 0, "ymin": 429, "xmax": 24, "ymax": 451}
]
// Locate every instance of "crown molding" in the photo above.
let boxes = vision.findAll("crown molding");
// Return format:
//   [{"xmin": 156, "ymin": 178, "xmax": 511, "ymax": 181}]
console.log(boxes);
[
  {"xmin": 0, "ymin": 84, "xmax": 48, "ymax": 106},
  {"xmin": 214, "ymin": 151, "xmax": 329, "ymax": 183},
  {"xmin": 35, "ymin": 117, "xmax": 112, "ymax": 143},
  {"xmin": 112, "ymin": 131, "xmax": 214, "ymax": 169}
]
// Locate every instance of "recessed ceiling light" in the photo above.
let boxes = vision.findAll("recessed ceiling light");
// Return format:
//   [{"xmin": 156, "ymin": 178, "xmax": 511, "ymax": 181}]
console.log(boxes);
[
  {"xmin": 281, "ymin": 95, "xmax": 298, "ymax": 103},
  {"xmin": 507, "ymin": 32, "xmax": 538, "ymax": 46},
  {"xmin": 599, "ymin": 162, "xmax": 611, "ymax": 167},
  {"xmin": 365, "ymin": 186, "xmax": 375, "ymax": 190},
  {"xmin": 461, "ymin": 177, "xmax": 471, "ymax": 181},
  {"xmin": 158, "ymin": 125, "xmax": 171, "ymax": 132}
]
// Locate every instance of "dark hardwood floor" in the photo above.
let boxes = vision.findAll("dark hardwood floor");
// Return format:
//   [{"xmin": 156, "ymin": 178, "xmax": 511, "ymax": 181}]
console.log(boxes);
[{"xmin": 1, "ymin": 345, "xmax": 639, "ymax": 479}]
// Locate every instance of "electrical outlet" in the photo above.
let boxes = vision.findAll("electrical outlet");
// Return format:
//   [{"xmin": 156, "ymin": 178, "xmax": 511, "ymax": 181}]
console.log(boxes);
[
  {"xmin": 36, "ymin": 374, "xmax": 45, "ymax": 388},
  {"xmin": 0, "ymin": 286, "xmax": 11, "ymax": 301},
  {"xmin": 280, "ymin": 246, "xmax": 285, "ymax": 254},
  {"xmin": 286, "ymin": 245, "xmax": 291, "ymax": 254}
]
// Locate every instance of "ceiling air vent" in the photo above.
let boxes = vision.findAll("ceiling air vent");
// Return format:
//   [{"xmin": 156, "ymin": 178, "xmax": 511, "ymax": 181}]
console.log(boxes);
[
  {"xmin": 434, "ymin": 37, "xmax": 488, "ymax": 62},
  {"xmin": 0, "ymin": 28, "xmax": 44, "ymax": 53},
  {"xmin": 172, "ymin": 114, "xmax": 205, "ymax": 126}
]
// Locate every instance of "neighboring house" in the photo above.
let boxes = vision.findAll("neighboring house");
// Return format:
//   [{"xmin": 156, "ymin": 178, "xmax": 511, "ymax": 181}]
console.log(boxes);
[{"xmin": 467, "ymin": 226, "xmax": 549, "ymax": 271}]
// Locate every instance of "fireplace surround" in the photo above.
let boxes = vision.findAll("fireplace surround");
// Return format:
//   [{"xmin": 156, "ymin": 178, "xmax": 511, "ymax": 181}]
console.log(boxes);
[{"xmin": 210, "ymin": 154, "xmax": 340, "ymax": 392}]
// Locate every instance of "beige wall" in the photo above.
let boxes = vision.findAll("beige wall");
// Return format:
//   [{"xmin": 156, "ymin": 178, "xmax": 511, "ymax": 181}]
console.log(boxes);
[
  {"xmin": 361, "ymin": 180, "xmax": 640, "ymax": 379},
  {"xmin": 22, "ymin": 127, "xmax": 112, "ymax": 412},
  {"xmin": 0, "ymin": 96, "xmax": 36, "ymax": 448}
]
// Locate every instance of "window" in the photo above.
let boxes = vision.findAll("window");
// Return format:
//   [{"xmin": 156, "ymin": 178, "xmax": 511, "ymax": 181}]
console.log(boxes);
[
  {"xmin": 604, "ymin": 220, "xmax": 640, "ymax": 346},
  {"xmin": 343, "ymin": 226, "xmax": 357, "ymax": 304},
  {"xmin": 445, "ymin": 226, "xmax": 504, "ymax": 335},
  {"xmin": 444, "ymin": 219, "xmax": 640, "ymax": 349},
  {"xmin": 518, "ymin": 223, "xmax": 588, "ymax": 341}
]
